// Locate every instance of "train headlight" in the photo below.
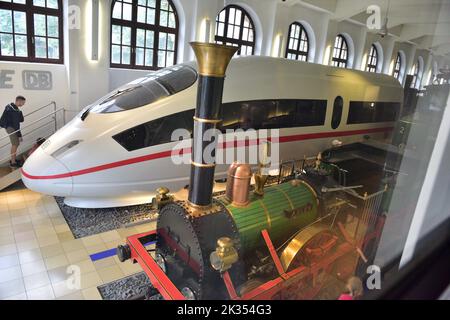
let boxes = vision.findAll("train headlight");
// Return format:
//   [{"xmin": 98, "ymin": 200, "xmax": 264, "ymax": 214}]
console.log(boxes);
[{"xmin": 51, "ymin": 140, "xmax": 82, "ymax": 158}]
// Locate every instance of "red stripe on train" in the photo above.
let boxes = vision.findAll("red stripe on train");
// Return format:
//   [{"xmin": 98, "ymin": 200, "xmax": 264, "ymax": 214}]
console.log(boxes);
[{"xmin": 21, "ymin": 127, "xmax": 393, "ymax": 180}]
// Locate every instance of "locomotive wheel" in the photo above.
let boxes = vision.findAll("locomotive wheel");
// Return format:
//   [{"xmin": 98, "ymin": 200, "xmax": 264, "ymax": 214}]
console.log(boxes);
[
  {"xmin": 280, "ymin": 224, "xmax": 338, "ymax": 271},
  {"xmin": 279, "ymin": 224, "xmax": 339, "ymax": 299},
  {"xmin": 237, "ymin": 278, "xmax": 265, "ymax": 296}
]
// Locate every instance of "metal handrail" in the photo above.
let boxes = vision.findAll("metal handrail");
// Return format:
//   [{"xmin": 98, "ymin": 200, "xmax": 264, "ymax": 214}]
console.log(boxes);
[
  {"xmin": 23, "ymin": 101, "xmax": 56, "ymax": 119},
  {"xmin": 0, "ymin": 102, "xmax": 65, "ymax": 166},
  {"xmin": 0, "ymin": 131, "xmax": 54, "ymax": 165},
  {"xmin": 0, "ymin": 107, "xmax": 64, "ymax": 143}
]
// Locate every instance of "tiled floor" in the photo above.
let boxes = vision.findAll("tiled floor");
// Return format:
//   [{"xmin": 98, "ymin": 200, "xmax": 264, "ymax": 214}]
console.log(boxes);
[{"xmin": 0, "ymin": 184, "xmax": 154, "ymax": 300}]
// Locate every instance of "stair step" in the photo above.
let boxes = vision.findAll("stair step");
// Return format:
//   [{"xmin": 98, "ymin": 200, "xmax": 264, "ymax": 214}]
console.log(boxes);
[{"xmin": 0, "ymin": 168, "xmax": 22, "ymax": 191}]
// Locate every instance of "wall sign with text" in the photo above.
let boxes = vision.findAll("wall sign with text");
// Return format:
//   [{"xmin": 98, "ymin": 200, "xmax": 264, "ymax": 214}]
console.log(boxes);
[{"xmin": 0, "ymin": 70, "xmax": 53, "ymax": 90}]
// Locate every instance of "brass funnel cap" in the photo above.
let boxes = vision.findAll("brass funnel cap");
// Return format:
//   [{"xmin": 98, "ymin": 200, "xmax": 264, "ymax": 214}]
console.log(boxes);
[{"xmin": 190, "ymin": 42, "xmax": 239, "ymax": 77}]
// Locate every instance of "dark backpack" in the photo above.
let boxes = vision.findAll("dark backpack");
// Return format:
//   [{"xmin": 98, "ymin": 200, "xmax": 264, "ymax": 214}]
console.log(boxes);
[{"xmin": 0, "ymin": 108, "xmax": 7, "ymax": 129}]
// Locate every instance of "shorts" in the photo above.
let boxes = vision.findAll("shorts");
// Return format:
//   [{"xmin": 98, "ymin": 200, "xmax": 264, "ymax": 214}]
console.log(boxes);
[{"xmin": 6, "ymin": 127, "xmax": 20, "ymax": 147}]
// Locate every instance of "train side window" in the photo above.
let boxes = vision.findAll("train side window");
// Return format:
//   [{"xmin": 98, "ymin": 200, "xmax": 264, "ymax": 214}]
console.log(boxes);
[
  {"xmin": 113, "ymin": 109, "xmax": 194, "ymax": 151},
  {"xmin": 331, "ymin": 96, "xmax": 344, "ymax": 129},
  {"xmin": 347, "ymin": 102, "xmax": 400, "ymax": 124},
  {"xmin": 91, "ymin": 65, "xmax": 197, "ymax": 113},
  {"xmin": 219, "ymin": 99, "xmax": 327, "ymax": 132}
]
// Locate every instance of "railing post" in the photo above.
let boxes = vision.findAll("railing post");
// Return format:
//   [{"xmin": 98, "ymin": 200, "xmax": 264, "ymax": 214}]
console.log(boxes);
[{"xmin": 54, "ymin": 101, "xmax": 57, "ymax": 132}]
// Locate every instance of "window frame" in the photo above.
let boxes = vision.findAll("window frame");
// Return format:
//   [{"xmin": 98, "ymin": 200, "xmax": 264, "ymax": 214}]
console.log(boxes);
[
  {"xmin": 214, "ymin": 4, "xmax": 256, "ymax": 56},
  {"xmin": 331, "ymin": 34, "xmax": 349, "ymax": 68},
  {"xmin": 0, "ymin": 0, "xmax": 64, "ymax": 64},
  {"xmin": 285, "ymin": 22, "xmax": 310, "ymax": 62},
  {"xmin": 366, "ymin": 44, "xmax": 378, "ymax": 73},
  {"xmin": 393, "ymin": 52, "xmax": 402, "ymax": 80},
  {"xmin": 110, "ymin": 0, "xmax": 179, "ymax": 70}
]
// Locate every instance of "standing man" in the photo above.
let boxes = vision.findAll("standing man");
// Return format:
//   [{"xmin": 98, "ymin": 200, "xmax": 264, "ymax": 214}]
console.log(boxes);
[{"xmin": 0, "ymin": 96, "xmax": 26, "ymax": 168}]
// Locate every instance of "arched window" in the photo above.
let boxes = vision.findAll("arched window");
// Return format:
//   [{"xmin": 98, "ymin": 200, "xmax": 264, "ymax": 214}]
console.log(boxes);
[
  {"xmin": 393, "ymin": 52, "xmax": 402, "ymax": 80},
  {"xmin": 331, "ymin": 35, "xmax": 348, "ymax": 68},
  {"xmin": 110, "ymin": 0, "xmax": 179, "ymax": 70},
  {"xmin": 366, "ymin": 44, "xmax": 378, "ymax": 73},
  {"xmin": 215, "ymin": 5, "xmax": 255, "ymax": 56},
  {"xmin": 0, "ymin": 0, "xmax": 63, "ymax": 63},
  {"xmin": 285, "ymin": 22, "xmax": 309, "ymax": 62},
  {"xmin": 411, "ymin": 59, "xmax": 423, "ymax": 89}
]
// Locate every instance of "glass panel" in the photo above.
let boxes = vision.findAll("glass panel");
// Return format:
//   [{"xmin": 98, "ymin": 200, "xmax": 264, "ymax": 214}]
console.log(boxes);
[
  {"xmin": 92, "ymin": 65, "xmax": 197, "ymax": 114},
  {"xmin": 217, "ymin": 23, "xmax": 224, "ymax": 37},
  {"xmin": 168, "ymin": 13, "xmax": 176, "ymax": 28},
  {"xmin": 219, "ymin": 10, "xmax": 226, "ymax": 23},
  {"xmin": 148, "ymin": 0, "xmax": 156, "ymax": 7},
  {"xmin": 47, "ymin": 0, "xmax": 58, "ymax": 9},
  {"xmin": 47, "ymin": 37, "xmax": 59, "ymax": 59},
  {"xmin": 136, "ymin": 47, "xmax": 144, "ymax": 65},
  {"xmin": 35, "ymin": 36, "xmax": 47, "ymax": 58},
  {"xmin": 122, "ymin": 27, "xmax": 131, "ymax": 45},
  {"xmin": 160, "ymin": 11, "xmax": 168, "ymax": 27},
  {"xmin": 0, "ymin": 9, "xmax": 12, "ymax": 33},
  {"xmin": 14, "ymin": 34, "xmax": 27, "ymax": 56},
  {"xmin": 122, "ymin": 46, "xmax": 131, "ymax": 64},
  {"xmin": 0, "ymin": 33, "xmax": 14, "ymax": 56},
  {"xmin": 136, "ymin": 28, "xmax": 145, "ymax": 47},
  {"xmin": 122, "ymin": 3, "xmax": 132, "ymax": 21},
  {"xmin": 111, "ymin": 45, "xmax": 121, "ymax": 63},
  {"xmin": 145, "ymin": 48, "xmax": 153, "ymax": 66},
  {"xmin": 158, "ymin": 50, "xmax": 166, "ymax": 67},
  {"xmin": 111, "ymin": 25, "xmax": 121, "ymax": 44},
  {"xmin": 167, "ymin": 33, "xmax": 175, "ymax": 51},
  {"xmin": 14, "ymin": 11, "xmax": 26, "ymax": 34},
  {"xmin": 137, "ymin": 0, "xmax": 146, "ymax": 5},
  {"xmin": 137, "ymin": 6, "xmax": 146, "ymax": 23},
  {"xmin": 146, "ymin": 8, "xmax": 155, "ymax": 24},
  {"xmin": 166, "ymin": 51, "xmax": 174, "ymax": 67},
  {"xmin": 146, "ymin": 30, "xmax": 154, "ymax": 48},
  {"xmin": 47, "ymin": 15, "xmax": 58, "ymax": 37},
  {"xmin": 331, "ymin": 96, "xmax": 343, "ymax": 129},
  {"xmin": 161, "ymin": 0, "xmax": 169, "ymax": 10},
  {"xmin": 159, "ymin": 32, "xmax": 167, "ymax": 49},
  {"xmin": 34, "ymin": 14, "xmax": 46, "ymax": 36},
  {"xmin": 112, "ymin": 2, "xmax": 122, "ymax": 19},
  {"xmin": 33, "ymin": 0, "xmax": 45, "ymax": 7},
  {"xmin": 113, "ymin": 109, "xmax": 194, "ymax": 151}
]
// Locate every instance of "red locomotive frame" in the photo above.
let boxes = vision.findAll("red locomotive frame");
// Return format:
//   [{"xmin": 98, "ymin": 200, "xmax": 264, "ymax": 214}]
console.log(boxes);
[{"xmin": 125, "ymin": 215, "xmax": 385, "ymax": 300}]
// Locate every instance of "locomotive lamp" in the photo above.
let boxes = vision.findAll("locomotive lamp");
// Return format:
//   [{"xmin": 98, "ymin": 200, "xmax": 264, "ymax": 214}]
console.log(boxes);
[
  {"xmin": 152, "ymin": 187, "xmax": 173, "ymax": 209},
  {"xmin": 210, "ymin": 237, "xmax": 239, "ymax": 273}
]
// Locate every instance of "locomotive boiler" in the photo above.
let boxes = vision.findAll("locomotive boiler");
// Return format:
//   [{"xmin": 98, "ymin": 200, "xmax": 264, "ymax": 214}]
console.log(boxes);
[
  {"xmin": 154, "ymin": 174, "xmax": 326, "ymax": 299},
  {"xmin": 117, "ymin": 42, "xmax": 383, "ymax": 300}
]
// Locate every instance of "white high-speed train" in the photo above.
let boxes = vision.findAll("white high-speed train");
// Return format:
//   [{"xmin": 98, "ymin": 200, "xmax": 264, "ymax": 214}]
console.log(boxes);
[{"xmin": 22, "ymin": 56, "xmax": 403, "ymax": 208}]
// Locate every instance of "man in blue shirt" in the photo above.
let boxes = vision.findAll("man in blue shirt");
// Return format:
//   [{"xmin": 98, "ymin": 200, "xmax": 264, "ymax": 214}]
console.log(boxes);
[{"xmin": 0, "ymin": 96, "xmax": 26, "ymax": 168}]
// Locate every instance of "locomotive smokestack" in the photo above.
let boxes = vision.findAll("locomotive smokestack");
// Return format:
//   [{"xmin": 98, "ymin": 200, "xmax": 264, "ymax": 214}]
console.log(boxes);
[{"xmin": 188, "ymin": 42, "xmax": 238, "ymax": 208}]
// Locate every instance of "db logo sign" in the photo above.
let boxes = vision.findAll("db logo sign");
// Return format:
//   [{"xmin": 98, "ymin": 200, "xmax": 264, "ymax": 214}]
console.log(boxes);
[{"xmin": 22, "ymin": 70, "xmax": 53, "ymax": 90}]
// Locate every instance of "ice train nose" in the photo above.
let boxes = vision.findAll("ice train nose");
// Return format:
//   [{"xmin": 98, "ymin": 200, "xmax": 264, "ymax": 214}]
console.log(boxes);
[{"xmin": 21, "ymin": 147, "xmax": 73, "ymax": 197}]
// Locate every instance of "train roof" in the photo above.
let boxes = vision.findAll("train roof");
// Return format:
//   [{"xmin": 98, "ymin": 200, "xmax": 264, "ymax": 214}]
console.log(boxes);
[{"xmin": 185, "ymin": 56, "xmax": 403, "ymax": 90}]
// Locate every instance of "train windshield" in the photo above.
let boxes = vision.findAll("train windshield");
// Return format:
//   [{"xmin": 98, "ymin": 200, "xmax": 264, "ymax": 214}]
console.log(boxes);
[{"xmin": 89, "ymin": 65, "xmax": 197, "ymax": 114}]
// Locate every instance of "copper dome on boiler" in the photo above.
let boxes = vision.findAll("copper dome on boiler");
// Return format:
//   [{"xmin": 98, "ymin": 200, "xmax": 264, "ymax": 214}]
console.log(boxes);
[{"xmin": 226, "ymin": 162, "xmax": 252, "ymax": 207}]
